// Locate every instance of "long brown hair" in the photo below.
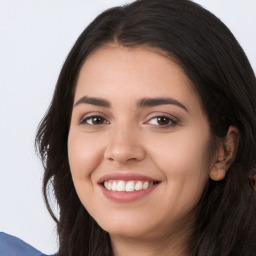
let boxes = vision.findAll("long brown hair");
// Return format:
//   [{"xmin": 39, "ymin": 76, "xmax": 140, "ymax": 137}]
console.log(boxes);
[{"xmin": 36, "ymin": 0, "xmax": 256, "ymax": 255}]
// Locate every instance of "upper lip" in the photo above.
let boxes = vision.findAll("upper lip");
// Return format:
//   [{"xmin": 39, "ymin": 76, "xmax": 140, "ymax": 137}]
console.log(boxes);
[{"xmin": 97, "ymin": 172, "xmax": 160, "ymax": 184}]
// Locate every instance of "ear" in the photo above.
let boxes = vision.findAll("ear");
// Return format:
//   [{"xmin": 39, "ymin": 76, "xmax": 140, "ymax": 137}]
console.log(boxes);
[{"xmin": 209, "ymin": 126, "xmax": 239, "ymax": 181}]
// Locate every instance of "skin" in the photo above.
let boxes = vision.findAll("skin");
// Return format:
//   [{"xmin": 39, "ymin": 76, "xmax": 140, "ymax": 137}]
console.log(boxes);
[{"xmin": 68, "ymin": 44, "xmax": 230, "ymax": 256}]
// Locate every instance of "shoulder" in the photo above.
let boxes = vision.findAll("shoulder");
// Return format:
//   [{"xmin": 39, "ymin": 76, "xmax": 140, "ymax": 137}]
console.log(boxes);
[{"xmin": 0, "ymin": 232, "xmax": 54, "ymax": 256}]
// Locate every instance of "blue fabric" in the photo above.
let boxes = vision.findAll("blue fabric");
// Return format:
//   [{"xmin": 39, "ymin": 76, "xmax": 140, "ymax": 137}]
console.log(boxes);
[{"xmin": 0, "ymin": 232, "xmax": 54, "ymax": 256}]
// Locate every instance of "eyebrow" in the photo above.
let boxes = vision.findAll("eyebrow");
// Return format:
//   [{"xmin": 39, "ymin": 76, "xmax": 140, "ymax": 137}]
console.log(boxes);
[
  {"xmin": 74, "ymin": 96, "xmax": 189, "ymax": 113},
  {"xmin": 137, "ymin": 97, "xmax": 189, "ymax": 112},
  {"xmin": 74, "ymin": 96, "xmax": 111, "ymax": 108}
]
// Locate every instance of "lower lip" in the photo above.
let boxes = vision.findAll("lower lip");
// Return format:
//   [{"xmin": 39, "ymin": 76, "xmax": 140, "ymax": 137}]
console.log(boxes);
[{"xmin": 100, "ymin": 184, "xmax": 159, "ymax": 203}]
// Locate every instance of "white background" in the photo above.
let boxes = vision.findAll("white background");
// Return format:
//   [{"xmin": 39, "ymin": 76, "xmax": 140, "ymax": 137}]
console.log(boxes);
[{"xmin": 0, "ymin": 0, "xmax": 255, "ymax": 254}]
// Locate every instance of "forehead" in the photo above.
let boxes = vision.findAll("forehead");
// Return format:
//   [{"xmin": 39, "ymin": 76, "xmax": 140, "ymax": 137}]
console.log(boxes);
[{"xmin": 74, "ymin": 44, "xmax": 202, "ymax": 113}]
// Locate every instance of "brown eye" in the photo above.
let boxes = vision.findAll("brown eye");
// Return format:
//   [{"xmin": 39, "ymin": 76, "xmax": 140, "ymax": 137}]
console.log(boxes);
[
  {"xmin": 147, "ymin": 116, "xmax": 178, "ymax": 127},
  {"xmin": 156, "ymin": 117, "xmax": 171, "ymax": 126},
  {"xmin": 91, "ymin": 116, "xmax": 105, "ymax": 125},
  {"xmin": 80, "ymin": 116, "xmax": 108, "ymax": 126}
]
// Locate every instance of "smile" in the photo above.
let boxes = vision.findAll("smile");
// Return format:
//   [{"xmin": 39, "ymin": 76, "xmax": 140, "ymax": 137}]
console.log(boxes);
[
  {"xmin": 98, "ymin": 173, "xmax": 160, "ymax": 202},
  {"xmin": 104, "ymin": 180, "xmax": 156, "ymax": 192}
]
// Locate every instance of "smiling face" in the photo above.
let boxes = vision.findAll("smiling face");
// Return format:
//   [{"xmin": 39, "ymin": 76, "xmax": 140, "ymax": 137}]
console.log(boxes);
[{"xmin": 68, "ymin": 44, "xmax": 215, "ymax": 245}]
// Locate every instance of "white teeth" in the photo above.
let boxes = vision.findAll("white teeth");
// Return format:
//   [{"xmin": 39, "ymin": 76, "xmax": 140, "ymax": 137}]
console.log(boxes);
[
  {"xmin": 135, "ymin": 181, "xmax": 143, "ymax": 191},
  {"xmin": 125, "ymin": 181, "xmax": 135, "ymax": 191},
  {"xmin": 112, "ymin": 181, "xmax": 117, "ymax": 191},
  {"xmin": 104, "ymin": 180, "xmax": 156, "ymax": 192},
  {"xmin": 107, "ymin": 182, "xmax": 112, "ymax": 190},
  {"xmin": 116, "ymin": 181, "xmax": 126, "ymax": 191},
  {"xmin": 143, "ymin": 181, "xmax": 149, "ymax": 189}
]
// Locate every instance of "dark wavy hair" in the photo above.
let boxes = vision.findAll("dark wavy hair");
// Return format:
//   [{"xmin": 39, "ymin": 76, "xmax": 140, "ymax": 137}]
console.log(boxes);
[{"xmin": 35, "ymin": 0, "xmax": 256, "ymax": 255}]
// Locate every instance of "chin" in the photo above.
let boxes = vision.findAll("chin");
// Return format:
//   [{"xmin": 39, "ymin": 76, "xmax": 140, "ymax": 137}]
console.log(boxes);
[
  {"xmin": 95, "ymin": 212, "xmax": 162, "ymax": 240},
  {"xmin": 104, "ymin": 224, "xmax": 155, "ymax": 240}
]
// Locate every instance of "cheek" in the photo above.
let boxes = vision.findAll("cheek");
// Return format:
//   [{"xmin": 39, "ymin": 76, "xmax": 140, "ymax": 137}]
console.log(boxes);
[
  {"xmin": 67, "ymin": 131, "xmax": 105, "ymax": 213},
  {"xmin": 67, "ymin": 131, "xmax": 104, "ymax": 180},
  {"xmin": 146, "ymin": 129, "xmax": 210, "ymax": 198}
]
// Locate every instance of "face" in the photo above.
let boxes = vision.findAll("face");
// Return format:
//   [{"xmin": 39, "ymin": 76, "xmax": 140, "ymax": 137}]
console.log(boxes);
[{"xmin": 68, "ymin": 44, "xmax": 214, "ymax": 242}]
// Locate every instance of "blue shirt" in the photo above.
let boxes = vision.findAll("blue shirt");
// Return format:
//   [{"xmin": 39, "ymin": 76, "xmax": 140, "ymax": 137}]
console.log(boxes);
[{"xmin": 0, "ymin": 232, "xmax": 55, "ymax": 256}]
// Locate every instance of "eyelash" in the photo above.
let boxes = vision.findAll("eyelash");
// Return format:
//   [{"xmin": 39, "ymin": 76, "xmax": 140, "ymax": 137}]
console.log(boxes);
[
  {"xmin": 80, "ymin": 115, "xmax": 109, "ymax": 126},
  {"xmin": 146, "ymin": 115, "xmax": 178, "ymax": 127},
  {"xmin": 79, "ymin": 114, "xmax": 179, "ymax": 128}
]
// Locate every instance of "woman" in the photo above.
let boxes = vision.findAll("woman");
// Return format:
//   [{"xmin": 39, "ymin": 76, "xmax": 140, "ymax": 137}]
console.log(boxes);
[{"xmin": 2, "ymin": 0, "xmax": 256, "ymax": 255}]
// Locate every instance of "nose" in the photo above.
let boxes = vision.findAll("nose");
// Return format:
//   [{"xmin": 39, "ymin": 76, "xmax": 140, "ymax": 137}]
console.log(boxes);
[{"xmin": 104, "ymin": 125, "xmax": 146, "ymax": 164}]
